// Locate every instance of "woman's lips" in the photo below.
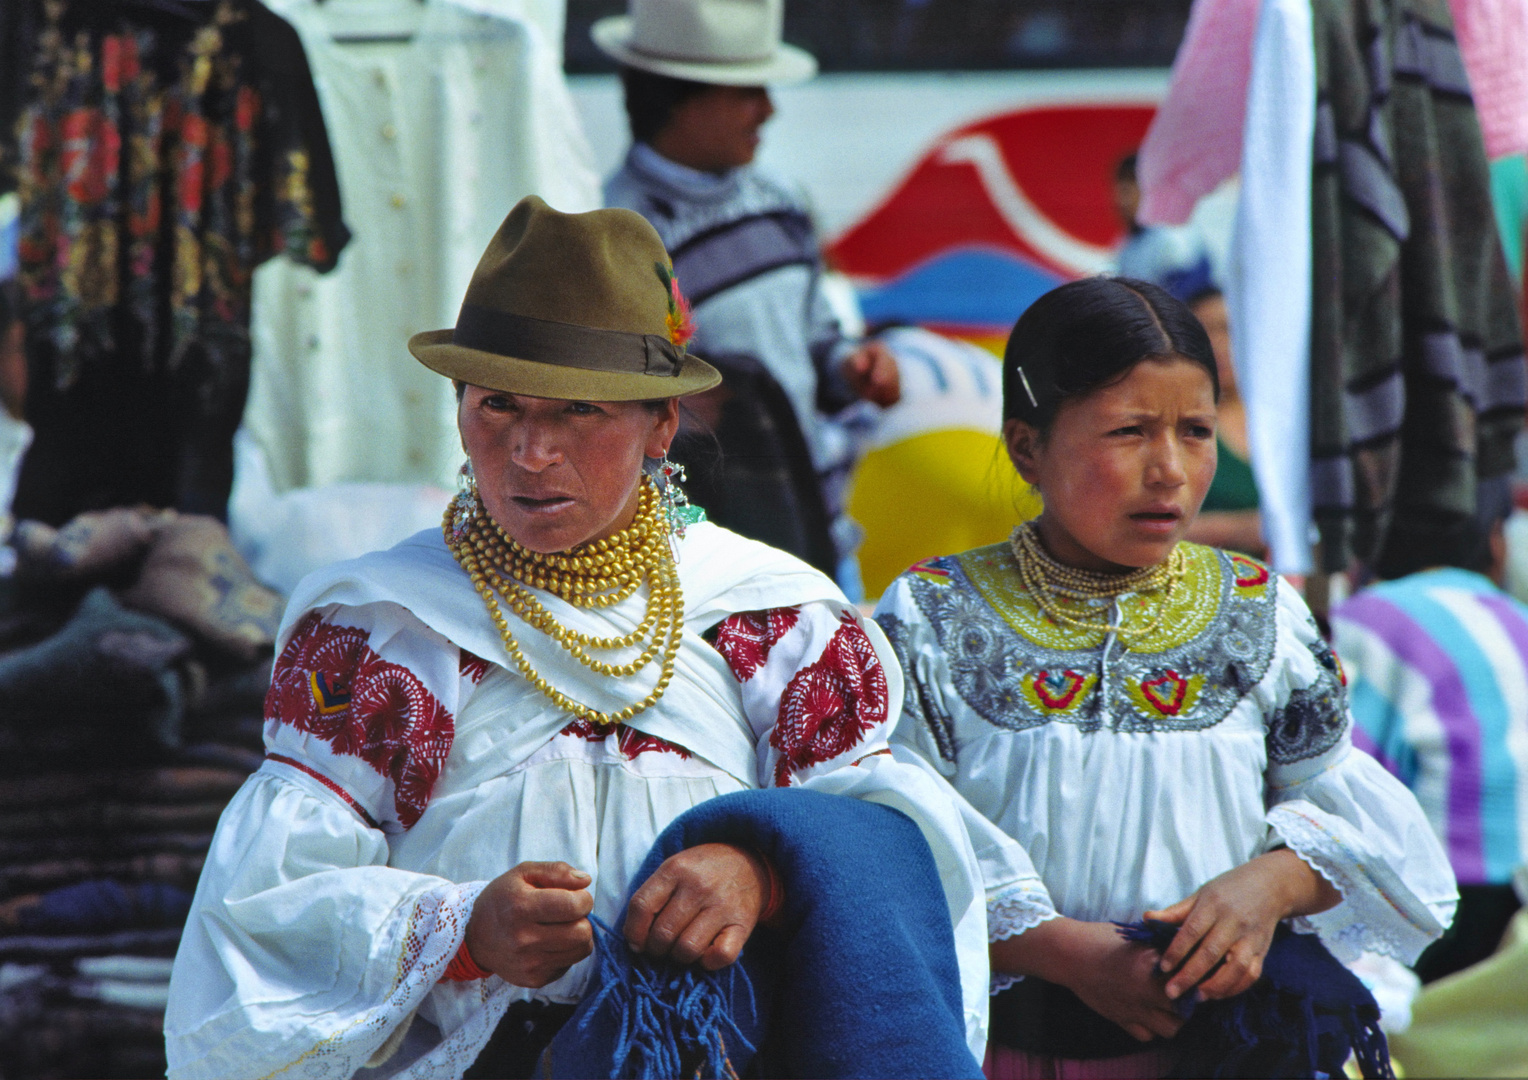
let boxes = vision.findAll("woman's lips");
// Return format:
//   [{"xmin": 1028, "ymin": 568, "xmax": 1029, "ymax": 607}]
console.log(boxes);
[{"xmin": 511, "ymin": 495, "xmax": 575, "ymax": 514}]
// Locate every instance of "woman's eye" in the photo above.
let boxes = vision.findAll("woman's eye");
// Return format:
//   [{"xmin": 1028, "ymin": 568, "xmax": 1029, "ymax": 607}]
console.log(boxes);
[
  {"xmin": 1110, "ymin": 425, "xmax": 1143, "ymax": 437},
  {"xmin": 567, "ymin": 401, "xmax": 602, "ymax": 416},
  {"xmin": 1187, "ymin": 423, "xmax": 1215, "ymax": 439},
  {"xmin": 482, "ymin": 395, "xmax": 513, "ymax": 411}
]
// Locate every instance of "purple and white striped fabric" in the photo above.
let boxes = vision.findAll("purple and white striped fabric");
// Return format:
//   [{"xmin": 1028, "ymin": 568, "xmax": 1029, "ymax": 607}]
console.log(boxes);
[{"xmin": 1332, "ymin": 569, "xmax": 1528, "ymax": 886}]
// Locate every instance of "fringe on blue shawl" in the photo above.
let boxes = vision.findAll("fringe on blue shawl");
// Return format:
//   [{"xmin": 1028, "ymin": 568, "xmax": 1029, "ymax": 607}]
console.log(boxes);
[
  {"xmin": 1115, "ymin": 920, "xmax": 1395, "ymax": 1079},
  {"xmin": 575, "ymin": 915, "xmax": 757, "ymax": 1080},
  {"xmin": 540, "ymin": 788, "xmax": 982, "ymax": 1080}
]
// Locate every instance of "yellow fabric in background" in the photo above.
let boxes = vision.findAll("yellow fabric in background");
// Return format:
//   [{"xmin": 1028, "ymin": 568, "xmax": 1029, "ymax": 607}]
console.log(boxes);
[
  {"xmin": 849, "ymin": 429, "xmax": 1041, "ymax": 600},
  {"xmin": 1389, "ymin": 908, "xmax": 1528, "ymax": 1079}
]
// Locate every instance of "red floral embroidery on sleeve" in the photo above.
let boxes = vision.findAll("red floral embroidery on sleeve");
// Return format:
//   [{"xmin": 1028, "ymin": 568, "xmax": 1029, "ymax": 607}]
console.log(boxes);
[
  {"xmin": 711, "ymin": 607, "xmax": 801, "ymax": 681},
  {"xmin": 770, "ymin": 613, "xmax": 889, "ymax": 786},
  {"xmin": 459, "ymin": 649, "xmax": 491, "ymax": 684},
  {"xmin": 265, "ymin": 613, "xmax": 454, "ymax": 829}
]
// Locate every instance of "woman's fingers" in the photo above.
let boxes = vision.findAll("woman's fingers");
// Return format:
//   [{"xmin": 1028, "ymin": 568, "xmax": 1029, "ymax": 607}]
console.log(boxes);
[
  {"xmin": 701, "ymin": 923, "xmax": 750, "ymax": 971},
  {"xmin": 623, "ymin": 871, "xmax": 680, "ymax": 951},
  {"xmin": 521, "ymin": 881, "xmax": 594, "ymax": 925}
]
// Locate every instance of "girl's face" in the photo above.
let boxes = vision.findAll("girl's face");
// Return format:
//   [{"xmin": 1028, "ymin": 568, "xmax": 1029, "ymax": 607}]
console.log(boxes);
[{"xmin": 1005, "ymin": 357, "xmax": 1218, "ymax": 573}]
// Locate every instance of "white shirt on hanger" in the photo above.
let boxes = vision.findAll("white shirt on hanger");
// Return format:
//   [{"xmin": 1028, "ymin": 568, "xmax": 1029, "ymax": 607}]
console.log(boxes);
[{"xmin": 245, "ymin": 0, "xmax": 600, "ymax": 493}]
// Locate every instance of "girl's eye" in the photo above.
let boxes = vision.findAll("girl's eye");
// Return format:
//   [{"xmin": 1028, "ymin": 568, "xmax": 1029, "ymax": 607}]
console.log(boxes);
[
  {"xmin": 567, "ymin": 401, "xmax": 601, "ymax": 416},
  {"xmin": 482, "ymin": 394, "xmax": 513, "ymax": 411}
]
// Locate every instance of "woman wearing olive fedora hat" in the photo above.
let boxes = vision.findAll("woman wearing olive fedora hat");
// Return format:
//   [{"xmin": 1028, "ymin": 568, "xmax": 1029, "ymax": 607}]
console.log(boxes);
[
  {"xmin": 598, "ymin": 0, "xmax": 901, "ymax": 600},
  {"xmin": 164, "ymin": 198, "xmax": 1013, "ymax": 1078}
]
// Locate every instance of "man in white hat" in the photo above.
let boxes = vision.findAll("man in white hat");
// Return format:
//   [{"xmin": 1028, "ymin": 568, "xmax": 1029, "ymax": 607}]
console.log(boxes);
[{"xmin": 595, "ymin": 0, "xmax": 899, "ymax": 600}]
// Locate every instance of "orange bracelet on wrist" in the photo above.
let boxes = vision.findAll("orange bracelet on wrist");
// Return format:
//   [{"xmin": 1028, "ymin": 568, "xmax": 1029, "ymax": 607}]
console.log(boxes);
[
  {"xmin": 756, "ymin": 852, "xmax": 785, "ymax": 926},
  {"xmin": 440, "ymin": 940, "xmax": 492, "ymax": 982}
]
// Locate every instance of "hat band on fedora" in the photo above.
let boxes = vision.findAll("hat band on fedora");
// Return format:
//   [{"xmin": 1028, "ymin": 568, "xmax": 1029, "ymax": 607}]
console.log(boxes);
[{"xmin": 453, "ymin": 304, "xmax": 683, "ymax": 378}]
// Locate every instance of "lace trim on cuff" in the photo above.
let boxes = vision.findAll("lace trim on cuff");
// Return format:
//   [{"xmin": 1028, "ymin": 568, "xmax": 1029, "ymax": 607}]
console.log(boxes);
[
  {"xmin": 1268, "ymin": 805, "xmax": 1443, "ymax": 965},
  {"xmin": 988, "ymin": 879, "xmax": 1058, "ymax": 943},
  {"xmin": 267, "ymin": 880, "xmax": 490, "ymax": 1079},
  {"xmin": 987, "ymin": 880, "xmax": 1058, "ymax": 996}
]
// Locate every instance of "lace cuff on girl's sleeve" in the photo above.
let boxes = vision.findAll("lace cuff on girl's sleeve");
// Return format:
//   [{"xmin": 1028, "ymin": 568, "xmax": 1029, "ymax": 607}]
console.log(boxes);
[{"xmin": 987, "ymin": 879, "xmax": 1059, "ymax": 994}]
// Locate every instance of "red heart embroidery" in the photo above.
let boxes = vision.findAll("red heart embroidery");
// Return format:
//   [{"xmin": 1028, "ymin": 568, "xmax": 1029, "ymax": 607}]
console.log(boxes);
[
  {"xmin": 1140, "ymin": 670, "xmax": 1188, "ymax": 715},
  {"xmin": 1033, "ymin": 669, "xmax": 1086, "ymax": 710}
]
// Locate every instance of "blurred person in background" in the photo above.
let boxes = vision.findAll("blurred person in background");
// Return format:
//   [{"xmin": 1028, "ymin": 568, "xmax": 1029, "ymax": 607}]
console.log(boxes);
[
  {"xmin": 595, "ymin": 0, "xmax": 899, "ymax": 599},
  {"xmin": 1112, "ymin": 152, "xmax": 1205, "ymax": 286},
  {"xmin": 1183, "ymin": 285, "xmax": 1265, "ymax": 557},
  {"xmin": 1331, "ymin": 481, "xmax": 1527, "ymax": 984}
]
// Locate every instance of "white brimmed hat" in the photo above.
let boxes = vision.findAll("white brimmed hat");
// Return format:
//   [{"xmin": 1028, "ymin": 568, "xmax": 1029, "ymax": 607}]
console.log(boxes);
[{"xmin": 593, "ymin": 0, "xmax": 817, "ymax": 87}]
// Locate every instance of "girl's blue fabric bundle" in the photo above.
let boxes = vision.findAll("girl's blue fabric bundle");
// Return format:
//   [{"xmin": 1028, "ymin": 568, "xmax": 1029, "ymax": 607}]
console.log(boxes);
[
  {"xmin": 541, "ymin": 788, "xmax": 982, "ymax": 1080},
  {"xmin": 1116, "ymin": 919, "xmax": 1395, "ymax": 1079}
]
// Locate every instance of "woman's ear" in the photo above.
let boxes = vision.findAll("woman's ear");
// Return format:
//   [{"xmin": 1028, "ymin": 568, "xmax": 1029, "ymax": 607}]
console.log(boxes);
[
  {"xmin": 1004, "ymin": 418, "xmax": 1044, "ymax": 486},
  {"xmin": 644, "ymin": 398, "xmax": 682, "ymax": 459}
]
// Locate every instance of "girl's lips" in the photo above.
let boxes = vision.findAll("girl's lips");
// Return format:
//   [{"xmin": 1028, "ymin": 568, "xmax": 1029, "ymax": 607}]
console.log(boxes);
[{"xmin": 1129, "ymin": 510, "xmax": 1182, "ymax": 533}]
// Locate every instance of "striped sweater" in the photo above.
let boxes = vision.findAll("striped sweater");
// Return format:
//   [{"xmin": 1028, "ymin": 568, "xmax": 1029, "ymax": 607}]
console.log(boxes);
[{"xmin": 1332, "ymin": 568, "xmax": 1528, "ymax": 885}]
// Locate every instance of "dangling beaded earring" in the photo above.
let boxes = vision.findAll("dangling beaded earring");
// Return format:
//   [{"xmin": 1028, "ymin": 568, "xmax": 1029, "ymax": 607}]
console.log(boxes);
[
  {"xmin": 647, "ymin": 453, "xmax": 701, "ymax": 545},
  {"xmin": 450, "ymin": 460, "xmax": 479, "ymax": 540}
]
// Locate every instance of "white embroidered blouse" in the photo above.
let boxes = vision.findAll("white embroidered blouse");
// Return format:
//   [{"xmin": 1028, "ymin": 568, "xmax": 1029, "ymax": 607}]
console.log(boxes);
[
  {"xmin": 874, "ymin": 541, "xmax": 1458, "ymax": 991},
  {"xmin": 164, "ymin": 523, "xmax": 994, "ymax": 1079}
]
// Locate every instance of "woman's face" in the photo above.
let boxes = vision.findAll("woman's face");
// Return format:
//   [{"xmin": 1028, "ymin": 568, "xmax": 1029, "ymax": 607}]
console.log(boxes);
[
  {"xmin": 1006, "ymin": 357, "xmax": 1218, "ymax": 572},
  {"xmin": 459, "ymin": 387, "xmax": 679, "ymax": 554}
]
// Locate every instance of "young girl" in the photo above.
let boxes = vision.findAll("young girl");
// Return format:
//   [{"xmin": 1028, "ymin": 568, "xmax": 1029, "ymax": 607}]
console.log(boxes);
[{"xmin": 875, "ymin": 278, "xmax": 1456, "ymax": 1078}]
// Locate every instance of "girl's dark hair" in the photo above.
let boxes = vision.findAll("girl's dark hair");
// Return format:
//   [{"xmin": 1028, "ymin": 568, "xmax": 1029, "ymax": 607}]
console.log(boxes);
[
  {"xmin": 1002, "ymin": 276, "xmax": 1219, "ymax": 434},
  {"xmin": 621, "ymin": 67, "xmax": 712, "ymax": 144}
]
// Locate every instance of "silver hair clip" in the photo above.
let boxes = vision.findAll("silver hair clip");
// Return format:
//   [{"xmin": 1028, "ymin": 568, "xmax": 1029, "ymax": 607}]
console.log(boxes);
[{"xmin": 1016, "ymin": 366, "xmax": 1039, "ymax": 409}]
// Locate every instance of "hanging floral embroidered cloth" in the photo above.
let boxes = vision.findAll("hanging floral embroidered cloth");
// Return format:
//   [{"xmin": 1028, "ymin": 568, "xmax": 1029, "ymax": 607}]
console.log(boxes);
[{"xmin": 0, "ymin": 0, "xmax": 347, "ymax": 521}]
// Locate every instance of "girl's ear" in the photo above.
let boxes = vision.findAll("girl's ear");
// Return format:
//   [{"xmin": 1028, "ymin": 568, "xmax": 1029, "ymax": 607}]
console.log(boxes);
[{"xmin": 1004, "ymin": 418, "xmax": 1045, "ymax": 487}]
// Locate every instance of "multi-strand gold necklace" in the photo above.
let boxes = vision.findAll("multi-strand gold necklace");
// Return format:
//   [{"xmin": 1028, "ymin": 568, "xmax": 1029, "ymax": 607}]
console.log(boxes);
[
  {"xmin": 443, "ymin": 477, "xmax": 683, "ymax": 727},
  {"xmin": 1010, "ymin": 522, "xmax": 1186, "ymax": 643}
]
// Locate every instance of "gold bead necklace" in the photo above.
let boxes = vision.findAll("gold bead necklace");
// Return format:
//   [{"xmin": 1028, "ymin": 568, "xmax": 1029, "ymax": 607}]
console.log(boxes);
[
  {"xmin": 1010, "ymin": 522, "xmax": 1186, "ymax": 644},
  {"xmin": 443, "ymin": 477, "xmax": 683, "ymax": 727}
]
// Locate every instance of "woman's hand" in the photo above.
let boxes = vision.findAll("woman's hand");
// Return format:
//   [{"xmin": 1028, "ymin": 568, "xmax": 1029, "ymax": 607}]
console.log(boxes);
[
  {"xmin": 1145, "ymin": 849, "xmax": 1341, "ymax": 1002},
  {"xmin": 623, "ymin": 842, "xmax": 770, "ymax": 971},
  {"xmin": 991, "ymin": 918, "xmax": 1185, "ymax": 1043},
  {"xmin": 465, "ymin": 861, "xmax": 594, "ymax": 988}
]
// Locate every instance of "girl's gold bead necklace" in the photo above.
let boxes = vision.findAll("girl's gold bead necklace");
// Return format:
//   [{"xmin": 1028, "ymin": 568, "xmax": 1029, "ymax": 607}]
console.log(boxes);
[
  {"xmin": 1010, "ymin": 521, "xmax": 1186, "ymax": 643},
  {"xmin": 443, "ymin": 477, "xmax": 682, "ymax": 727}
]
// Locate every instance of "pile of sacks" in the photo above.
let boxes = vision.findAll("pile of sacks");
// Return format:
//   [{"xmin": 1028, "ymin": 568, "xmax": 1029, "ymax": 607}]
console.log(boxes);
[{"xmin": 0, "ymin": 508, "xmax": 278, "ymax": 1079}]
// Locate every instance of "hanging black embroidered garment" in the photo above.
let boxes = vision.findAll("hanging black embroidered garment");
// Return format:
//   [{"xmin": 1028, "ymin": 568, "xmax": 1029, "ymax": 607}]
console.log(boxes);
[{"xmin": 0, "ymin": 0, "xmax": 348, "ymax": 523}]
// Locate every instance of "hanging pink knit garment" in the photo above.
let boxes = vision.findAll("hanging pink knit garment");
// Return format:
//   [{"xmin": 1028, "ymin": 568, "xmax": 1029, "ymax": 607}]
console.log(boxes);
[
  {"xmin": 1449, "ymin": 0, "xmax": 1528, "ymax": 160},
  {"xmin": 1136, "ymin": 0, "xmax": 1261, "ymax": 226}
]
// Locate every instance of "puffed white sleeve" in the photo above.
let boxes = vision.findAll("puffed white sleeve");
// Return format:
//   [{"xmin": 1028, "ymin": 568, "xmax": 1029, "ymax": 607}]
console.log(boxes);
[
  {"xmin": 708, "ymin": 596, "xmax": 997, "ymax": 1056},
  {"xmin": 164, "ymin": 602, "xmax": 488, "ymax": 1080},
  {"xmin": 875, "ymin": 574, "xmax": 1058, "ymax": 984},
  {"xmin": 1261, "ymin": 578, "xmax": 1458, "ymax": 964}
]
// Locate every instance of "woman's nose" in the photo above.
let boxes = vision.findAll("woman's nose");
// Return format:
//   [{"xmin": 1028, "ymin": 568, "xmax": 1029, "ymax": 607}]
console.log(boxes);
[{"xmin": 510, "ymin": 425, "xmax": 561, "ymax": 471}]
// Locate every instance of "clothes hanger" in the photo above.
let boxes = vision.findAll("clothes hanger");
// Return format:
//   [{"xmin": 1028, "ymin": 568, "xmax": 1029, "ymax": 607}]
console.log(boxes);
[{"xmin": 315, "ymin": 0, "xmax": 426, "ymax": 45}]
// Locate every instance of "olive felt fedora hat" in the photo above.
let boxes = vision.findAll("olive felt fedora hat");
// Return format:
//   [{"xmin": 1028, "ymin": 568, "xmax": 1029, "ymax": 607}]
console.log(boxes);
[{"xmin": 408, "ymin": 196, "xmax": 721, "ymax": 401}]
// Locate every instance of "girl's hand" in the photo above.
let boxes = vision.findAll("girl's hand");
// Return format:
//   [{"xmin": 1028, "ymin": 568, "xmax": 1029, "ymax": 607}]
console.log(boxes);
[
  {"xmin": 990, "ymin": 918, "xmax": 1185, "ymax": 1042},
  {"xmin": 1145, "ymin": 849, "xmax": 1341, "ymax": 1001}
]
